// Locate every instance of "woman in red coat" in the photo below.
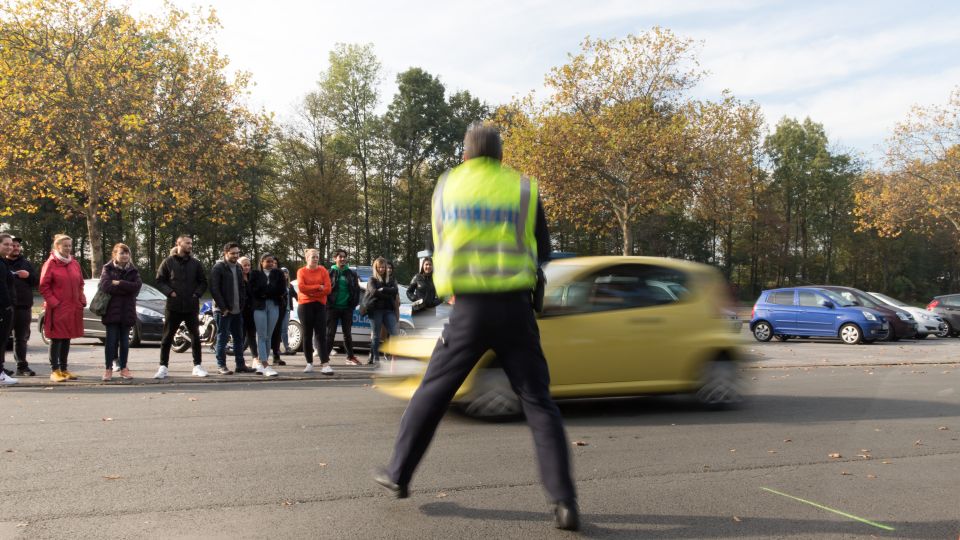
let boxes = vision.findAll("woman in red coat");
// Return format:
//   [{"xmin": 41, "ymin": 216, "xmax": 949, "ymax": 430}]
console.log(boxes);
[{"xmin": 39, "ymin": 234, "xmax": 86, "ymax": 382}]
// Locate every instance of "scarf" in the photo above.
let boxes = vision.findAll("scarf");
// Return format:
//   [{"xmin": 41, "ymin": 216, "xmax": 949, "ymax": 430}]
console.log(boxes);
[{"xmin": 52, "ymin": 251, "xmax": 72, "ymax": 264}]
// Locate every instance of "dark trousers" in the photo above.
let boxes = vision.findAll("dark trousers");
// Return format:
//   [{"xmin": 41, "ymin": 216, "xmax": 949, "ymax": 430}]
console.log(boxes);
[
  {"xmin": 12, "ymin": 306, "xmax": 32, "ymax": 368},
  {"xmin": 104, "ymin": 323, "xmax": 131, "ymax": 369},
  {"xmin": 49, "ymin": 338, "xmax": 70, "ymax": 371},
  {"xmin": 160, "ymin": 310, "xmax": 202, "ymax": 366},
  {"xmin": 298, "ymin": 302, "xmax": 327, "ymax": 364},
  {"xmin": 0, "ymin": 307, "xmax": 12, "ymax": 370},
  {"xmin": 242, "ymin": 308, "xmax": 258, "ymax": 359},
  {"xmin": 215, "ymin": 312, "xmax": 245, "ymax": 368},
  {"xmin": 271, "ymin": 306, "xmax": 285, "ymax": 358},
  {"xmin": 325, "ymin": 306, "xmax": 355, "ymax": 358},
  {"xmin": 386, "ymin": 293, "xmax": 576, "ymax": 503}
]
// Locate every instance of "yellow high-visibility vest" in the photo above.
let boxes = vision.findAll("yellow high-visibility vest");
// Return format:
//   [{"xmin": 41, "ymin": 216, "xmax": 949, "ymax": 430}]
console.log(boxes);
[{"xmin": 431, "ymin": 157, "xmax": 538, "ymax": 297}]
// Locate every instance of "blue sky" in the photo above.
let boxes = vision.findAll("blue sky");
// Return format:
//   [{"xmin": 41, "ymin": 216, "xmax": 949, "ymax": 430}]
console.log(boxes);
[{"xmin": 134, "ymin": 0, "xmax": 960, "ymax": 162}]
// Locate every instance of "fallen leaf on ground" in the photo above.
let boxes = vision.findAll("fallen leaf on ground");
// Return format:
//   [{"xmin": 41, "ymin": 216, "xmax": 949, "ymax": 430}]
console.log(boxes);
[
  {"xmin": 859, "ymin": 449, "xmax": 870, "ymax": 453},
  {"xmin": 767, "ymin": 450, "xmax": 777, "ymax": 454},
  {"xmin": 828, "ymin": 453, "xmax": 842, "ymax": 458},
  {"xmin": 188, "ymin": 397, "xmax": 198, "ymax": 402},
  {"xmin": 572, "ymin": 440, "xmax": 589, "ymax": 447},
  {"xmin": 867, "ymin": 474, "xmax": 877, "ymax": 479},
  {"xmin": 938, "ymin": 426, "xmax": 949, "ymax": 431},
  {"xmin": 4, "ymin": 449, "xmax": 14, "ymax": 453},
  {"xmin": 318, "ymin": 462, "xmax": 327, "ymax": 468},
  {"xmin": 436, "ymin": 492, "xmax": 448, "ymax": 498},
  {"xmin": 840, "ymin": 471, "xmax": 852, "ymax": 476},
  {"xmin": 882, "ymin": 460, "xmax": 892, "ymax": 464},
  {"xmin": 783, "ymin": 439, "xmax": 792, "ymax": 443},
  {"xmin": 914, "ymin": 440, "xmax": 923, "ymax": 446},
  {"xmin": 101, "ymin": 417, "xmax": 113, "ymax": 422},
  {"xmin": 856, "ymin": 454, "xmax": 871, "ymax": 459},
  {"xmin": 732, "ymin": 516, "xmax": 742, "ymax": 522},
  {"xmin": 281, "ymin": 500, "xmax": 294, "ymax": 506},
  {"xmin": 729, "ymin": 449, "xmax": 736, "ymax": 452},
  {"xmin": 103, "ymin": 475, "xmax": 122, "ymax": 480}
]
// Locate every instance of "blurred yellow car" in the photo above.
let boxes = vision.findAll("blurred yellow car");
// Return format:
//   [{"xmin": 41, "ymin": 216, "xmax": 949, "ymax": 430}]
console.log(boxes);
[{"xmin": 376, "ymin": 256, "xmax": 745, "ymax": 418}]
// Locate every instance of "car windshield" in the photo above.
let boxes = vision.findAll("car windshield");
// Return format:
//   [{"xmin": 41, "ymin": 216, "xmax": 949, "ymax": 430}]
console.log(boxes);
[
  {"xmin": 818, "ymin": 289, "xmax": 855, "ymax": 307},
  {"xmin": 870, "ymin": 292, "xmax": 907, "ymax": 307},
  {"xmin": 138, "ymin": 284, "xmax": 166, "ymax": 301}
]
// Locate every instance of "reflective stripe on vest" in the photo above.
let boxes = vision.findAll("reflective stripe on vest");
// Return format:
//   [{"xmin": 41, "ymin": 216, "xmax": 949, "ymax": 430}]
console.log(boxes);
[{"xmin": 431, "ymin": 158, "xmax": 538, "ymax": 296}]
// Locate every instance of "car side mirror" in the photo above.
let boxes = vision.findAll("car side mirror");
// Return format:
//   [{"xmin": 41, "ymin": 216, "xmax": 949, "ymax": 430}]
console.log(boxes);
[{"xmin": 822, "ymin": 301, "xmax": 834, "ymax": 309}]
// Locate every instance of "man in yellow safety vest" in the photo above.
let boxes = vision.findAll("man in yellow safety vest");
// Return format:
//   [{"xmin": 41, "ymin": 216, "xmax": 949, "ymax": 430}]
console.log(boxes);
[{"xmin": 374, "ymin": 123, "xmax": 579, "ymax": 531}]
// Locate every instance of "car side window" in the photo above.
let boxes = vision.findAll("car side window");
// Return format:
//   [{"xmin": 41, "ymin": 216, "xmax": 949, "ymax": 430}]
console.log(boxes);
[
  {"xmin": 543, "ymin": 264, "xmax": 688, "ymax": 315},
  {"xmin": 943, "ymin": 295, "xmax": 960, "ymax": 307},
  {"xmin": 797, "ymin": 291, "xmax": 824, "ymax": 307},
  {"xmin": 768, "ymin": 291, "xmax": 795, "ymax": 306}
]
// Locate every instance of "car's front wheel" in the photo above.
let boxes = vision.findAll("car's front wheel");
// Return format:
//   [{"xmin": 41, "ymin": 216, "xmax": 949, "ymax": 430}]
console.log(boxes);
[
  {"xmin": 459, "ymin": 369, "xmax": 522, "ymax": 420},
  {"xmin": 696, "ymin": 358, "xmax": 743, "ymax": 408},
  {"xmin": 839, "ymin": 323, "xmax": 863, "ymax": 345},
  {"xmin": 752, "ymin": 321, "xmax": 773, "ymax": 342},
  {"xmin": 286, "ymin": 320, "xmax": 303, "ymax": 353},
  {"xmin": 128, "ymin": 324, "xmax": 141, "ymax": 347},
  {"xmin": 934, "ymin": 321, "xmax": 953, "ymax": 337}
]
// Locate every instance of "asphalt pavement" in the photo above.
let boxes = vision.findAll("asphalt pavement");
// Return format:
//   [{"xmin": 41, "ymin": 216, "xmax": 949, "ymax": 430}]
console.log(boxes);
[{"xmin": 0, "ymin": 329, "xmax": 958, "ymax": 539}]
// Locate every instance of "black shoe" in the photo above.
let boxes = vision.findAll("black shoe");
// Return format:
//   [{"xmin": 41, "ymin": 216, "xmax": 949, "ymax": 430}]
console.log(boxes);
[
  {"xmin": 16, "ymin": 366, "xmax": 36, "ymax": 377},
  {"xmin": 2, "ymin": 368, "xmax": 12, "ymax": 376},
  {"xmin": 236, "ymin": 365, "xmax": 257, "ymax": 373},
  {"xmin": 273, "ymin": 358, "xmax": 286, "ymax": 366},
  {"xmin": 554, "ymin": 500, "xmax": 580, "ymax": 531},
  {"xmin": 217, "ymin": 366, "xmax": 234, "ymax": 375},
  {"xmin": 373, "ymin": 468, "xmax": 408, "ymax": 499}
]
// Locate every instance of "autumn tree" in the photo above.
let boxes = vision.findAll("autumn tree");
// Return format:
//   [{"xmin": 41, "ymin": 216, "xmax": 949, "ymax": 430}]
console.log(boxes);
[
  {"xmin": 0, "ymin": 0, "xmax": 256, "ymax": 276},
  {"xmin": 500, "ymin": 28, "xmax": 701, "ymax": 255},
  {"xmin": 857, "ymin": 87, "xmax": 960, "ymax": 239}
]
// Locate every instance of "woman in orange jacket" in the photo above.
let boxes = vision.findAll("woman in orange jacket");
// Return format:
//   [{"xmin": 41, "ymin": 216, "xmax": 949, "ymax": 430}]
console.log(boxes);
[{"xmin": 297, "ymin": 248, "xmax": 333, "ymax": 375}]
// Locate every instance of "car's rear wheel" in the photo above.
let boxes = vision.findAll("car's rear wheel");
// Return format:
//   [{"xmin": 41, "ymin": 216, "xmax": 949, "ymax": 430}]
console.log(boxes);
[
  {"xmin": 752, "ymin": 321, "xmax": 773, "ymax": 342},
  {"xmin": 128, "ymin": 324, "xmax": 141, "ymax": 347},
  {"xmin": 839, "ymin": 323, "xmax": 862, "ymax": 345},
  {"xmin": 172, "ymin": 324, "xmax": 191, "ymax": 353},
  {"xmin": 696, "ymin": 358, "xmax": 743, "ymax": 408},
  {"xmin": 459, "ymin": 369, "xmax": 522, "ymax": 420}
]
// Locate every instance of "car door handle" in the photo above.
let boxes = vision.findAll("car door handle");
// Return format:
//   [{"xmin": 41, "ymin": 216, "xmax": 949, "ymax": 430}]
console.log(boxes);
[{"xmin": 628, "ymin": 317, "xmax": 664, "ymax": 324}]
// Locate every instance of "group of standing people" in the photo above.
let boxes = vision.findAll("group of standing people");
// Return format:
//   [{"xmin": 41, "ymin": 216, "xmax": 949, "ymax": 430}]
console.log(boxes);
[{"xmin": 0, "ymin": 228, "xmax": 444, "ymax": 386}]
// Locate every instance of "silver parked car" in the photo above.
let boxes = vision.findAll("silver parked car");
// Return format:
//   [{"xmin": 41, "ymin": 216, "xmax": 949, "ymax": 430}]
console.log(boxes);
[{"xmin": 867, "ymin": 291, "xmax": 949, "ymax": 338}]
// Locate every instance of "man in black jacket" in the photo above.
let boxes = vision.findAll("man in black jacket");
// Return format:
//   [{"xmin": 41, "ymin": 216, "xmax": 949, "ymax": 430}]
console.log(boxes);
[
  {"xmin": 210, "ymin": 242, "xmax": 253, "ymax": 375},
  {"xmin": 5, "ymin": 236, "xmax": 39, "ymax": 376},
  {"xmin": 325, "ymin": 249, "xmax": 361, "ymax": 364},
  {"xmin": 155, "ymin": 235, "xmax": 208, "ymax": 379},
  {"xmin": 0, "ymin": 234, "xmax": 18, "ymax": 385}
]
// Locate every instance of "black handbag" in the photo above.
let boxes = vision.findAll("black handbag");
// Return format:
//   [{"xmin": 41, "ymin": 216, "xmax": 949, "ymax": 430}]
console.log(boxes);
[
  {"xmin": 358, "ymin": 291, "xmax": 375, "ymax": 316},
  {"xmin": 90, "ymin": 288, "xmax": 111, "ymax": 317}
]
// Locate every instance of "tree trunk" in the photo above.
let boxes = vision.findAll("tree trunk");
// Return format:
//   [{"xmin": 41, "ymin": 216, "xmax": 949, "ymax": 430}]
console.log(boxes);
[{"xmin": 621, "ymin": 219, "xmax": 633, "ymax": 256}]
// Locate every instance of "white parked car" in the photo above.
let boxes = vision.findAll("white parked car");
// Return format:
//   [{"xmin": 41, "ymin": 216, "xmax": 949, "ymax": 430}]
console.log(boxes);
[{"xmin": 867, "ymin": 291, "xmax": 949, "ymax": 338}]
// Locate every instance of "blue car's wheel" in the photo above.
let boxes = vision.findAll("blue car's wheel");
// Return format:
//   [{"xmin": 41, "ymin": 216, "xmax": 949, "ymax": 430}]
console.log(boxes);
[
  {"xmin": 752, "ymin": 321, "xmax": 773, "ymax": 342},
  {"xmin": 839, "ymin": 323, "xmax": 863, "ymax": 345}
]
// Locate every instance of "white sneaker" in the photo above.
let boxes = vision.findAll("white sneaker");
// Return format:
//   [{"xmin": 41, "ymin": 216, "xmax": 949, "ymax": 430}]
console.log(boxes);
[
  {"xmin": 303, "ymin": 363, "xmax": 315, "ymax": 373},
  {"xmin": 154, "ymin": 365, "xmax": 168, "ymax": 379},
  {"xmin": 0, "ymin": 371, "xmax": 19, "ymax": 385},
  {"xmin": 255, "ymin": 363, "xmax": 266, "ymax": 374},
  {"xmin": 112, "ymin": 361, "xmax": 120, "ymax": 373},
  {"xmin": 320, "ymin": 364, "xmax": 334, "ymax": 375},
  {"xmin": 192, "ymin": 365, "xmax": 208, "ymax": 378},
  {"xmin": 262, "ymin": 366, "xmax": 278, "ymax": 377}
]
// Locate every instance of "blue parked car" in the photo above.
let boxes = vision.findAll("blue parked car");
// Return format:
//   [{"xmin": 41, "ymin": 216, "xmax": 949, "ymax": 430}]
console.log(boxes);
[{"xmin": 750, "ymin": 287, "xmax": 889, "ymax": 345}]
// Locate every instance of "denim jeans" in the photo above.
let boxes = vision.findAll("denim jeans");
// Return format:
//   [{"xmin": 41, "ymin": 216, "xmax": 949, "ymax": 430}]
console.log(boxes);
[
  {"xmin": 104, "ymin": 323, "xmax": 131, "ymax": 369},
  {"xmin": 254, "ymin": 300, "xmax": 279, "ymax": 363},
  {"xmin": 279, "ymin": 306, "xmax": 290, "ymax": 350},
  {"xmin": 369, "ymin": 309, "xmax": 397, "ymax": 363},
  {"xmin": 215, "ymin": 311, "xmax": 245, "ymax": 368}
]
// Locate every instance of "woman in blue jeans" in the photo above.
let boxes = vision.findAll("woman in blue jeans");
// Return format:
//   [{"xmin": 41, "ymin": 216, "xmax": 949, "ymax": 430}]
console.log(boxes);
[
  {"xmin": 98, "ymin": 243, "xmax": 142, "ymax": 381},
  {"xmin": 365, "ymin": 257, "xmax": 398, "ymax": 365},
  {"xmin": 250, "ymin": 253, "xmax": 287, "ymax": 377}
]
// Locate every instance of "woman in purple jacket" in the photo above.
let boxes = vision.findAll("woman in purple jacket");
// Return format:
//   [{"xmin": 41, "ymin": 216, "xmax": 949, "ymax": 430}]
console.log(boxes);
[{"xmin": 98, "ymin": 243, "xmax": 142, "ymax": 381}]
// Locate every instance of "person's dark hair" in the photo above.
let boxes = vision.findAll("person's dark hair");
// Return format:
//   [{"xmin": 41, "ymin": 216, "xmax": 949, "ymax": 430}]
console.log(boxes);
[
  {"xmin": 462, "ymin": 122, "xmax": 502, "ymax": 161},
  {"xmin": 0, "ymin": 233, "xmax": 12, "ymax": 243},
  {"xmin": 333, "ymin": 248, "xmax": 348, "ymax": 259},
  {"xmin": 223, "ymin": 241, "xmax": 240, "ymax": 253},
  {"xmin": 176, "ymin": 234, "xmax": 193, "ymax": 242},
  {"xmin": 260, "ymin": 252, "xmax": 275, "ymax": 263}
]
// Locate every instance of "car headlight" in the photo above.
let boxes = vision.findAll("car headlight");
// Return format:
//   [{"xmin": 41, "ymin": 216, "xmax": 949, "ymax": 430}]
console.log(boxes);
[
  {"xmin": 136, "ymin": 305, "xmax": 163, "ymax": 318},
  {"xmin": 862, "ymin": 311, "xmax": 877, "ymax": 321}
]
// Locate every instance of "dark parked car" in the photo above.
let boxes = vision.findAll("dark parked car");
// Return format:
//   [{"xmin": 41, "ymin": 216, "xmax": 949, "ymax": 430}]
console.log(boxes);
[
  {"xmin": 927, "ymin": 294, "xmax": 960, "ymax": 337},
  {"xmin": 750, "ymin": 287, "xmax": 889, "ymax": 344},
  {"xmin": 38, "ymin": 279, "xmax": 166, "ymax": 346},
  {"xmin": 815, "ymin": 285, "xmax": 918, "ymax": 341}
]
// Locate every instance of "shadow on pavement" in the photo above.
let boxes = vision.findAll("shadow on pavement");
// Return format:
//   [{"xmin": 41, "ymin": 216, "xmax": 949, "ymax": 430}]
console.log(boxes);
[
  {"xmin": 419, "ymin": 501, "xmax": 954, "ymax": 538},
  {"xmin": 0, "ymin": 378, "xmax": 374, "ymax": 395}
]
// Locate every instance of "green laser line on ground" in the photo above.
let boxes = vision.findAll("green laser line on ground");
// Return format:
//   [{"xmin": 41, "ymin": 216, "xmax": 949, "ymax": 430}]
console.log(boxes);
[{"xmin": 760, "ymin": 487, "xmax": 895, "ymax": 532}]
